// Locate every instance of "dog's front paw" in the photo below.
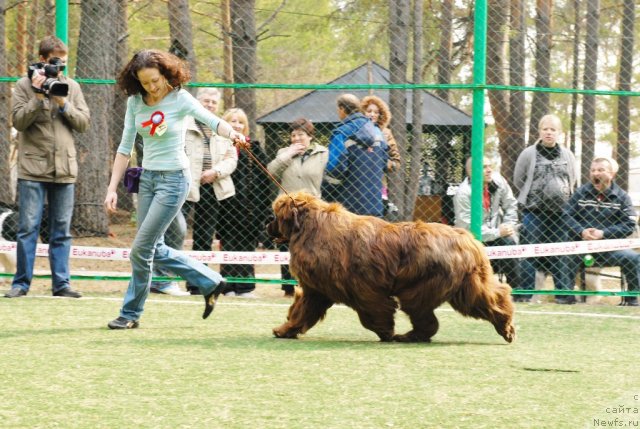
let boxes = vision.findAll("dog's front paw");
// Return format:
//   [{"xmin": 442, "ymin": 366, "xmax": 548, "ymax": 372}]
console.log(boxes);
[
  {"xmin": 273, "ymin": 325, "xmax": 300, "ymax": 339},
  {"xmin": 501, "ymin": 323, "xmax": 516, "ymax": 343}
]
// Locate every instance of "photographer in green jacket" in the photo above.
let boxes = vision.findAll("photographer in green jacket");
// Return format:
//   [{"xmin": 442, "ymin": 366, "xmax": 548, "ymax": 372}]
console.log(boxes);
[{"xmin": 5, "ymin": 36, "xmax": 90, "ymax": 299}]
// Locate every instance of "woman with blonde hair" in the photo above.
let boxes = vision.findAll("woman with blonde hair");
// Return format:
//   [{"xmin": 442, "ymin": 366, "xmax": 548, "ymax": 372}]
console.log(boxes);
[
  {"xmin": 216, "ymin": 108, "xmax": 271, "ymax": 297},
  {"xmin": 513, "ymin": 114, "xmax": 577, "ymax": 304},
  {"xmin": 182, "ymin": 88, "xmax": 238, "ymax": 295}
]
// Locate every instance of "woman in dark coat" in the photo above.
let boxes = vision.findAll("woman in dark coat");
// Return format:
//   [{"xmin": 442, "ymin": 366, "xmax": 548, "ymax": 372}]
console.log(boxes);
[{"xmin": 216, "ymin": 108, "xmax": 272, "ymax": 297}]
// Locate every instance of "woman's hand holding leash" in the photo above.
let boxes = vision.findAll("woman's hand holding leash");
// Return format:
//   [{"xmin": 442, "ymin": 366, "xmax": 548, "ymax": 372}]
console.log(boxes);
[{"xmin": 229, "ymin": 131, "xmax": 249, "ymax": 149}]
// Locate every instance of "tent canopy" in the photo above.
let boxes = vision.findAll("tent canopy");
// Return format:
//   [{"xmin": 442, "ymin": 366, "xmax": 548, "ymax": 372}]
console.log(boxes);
[{"xmin": 257, "ymin": 61, "xmax": 472, "ymax": 130}]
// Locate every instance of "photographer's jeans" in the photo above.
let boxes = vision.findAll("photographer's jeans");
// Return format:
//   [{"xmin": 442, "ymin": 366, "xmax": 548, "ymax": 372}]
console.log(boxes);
[
  {"xmin": 12, "ymin": 180, "xmax": 74, "ymax": 293},
  {"xmin": 120, "ymin": 169, "xmax": 223, "ymax": 320}
]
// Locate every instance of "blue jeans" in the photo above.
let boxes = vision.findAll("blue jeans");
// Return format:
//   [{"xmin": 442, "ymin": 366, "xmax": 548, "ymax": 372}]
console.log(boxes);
[
  {"xmin": 519, "ymin": 211, "xmax": 574, "ymax": 297},
  {"xmin": 567, "ymin": 249, "xmax": 640, "ymax": 292},
  {"xmin": 150, "ymin": 207, "xmax": 187, "ymax": 290},
  {"xmin": 120, "ymin": 170, "xmax": 223, "ymax": 320},
  {"xmin": 12, "ymin": 180, "xmax": 74, "ymax": 293}
]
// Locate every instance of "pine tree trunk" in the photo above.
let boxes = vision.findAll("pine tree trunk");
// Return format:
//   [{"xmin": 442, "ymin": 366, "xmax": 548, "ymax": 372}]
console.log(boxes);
[
  {"xmin": 73, "ymin": 0, "xmax": 116, "ymax": 236},
  {"xmin": 0, "ymin": 0, "xmax": 12, "ymax": 205},
  {"xmin": 26, "ymin": 0, "xmax": 39, "ymax": 65},
  {"xmin": 614, "ymin": 0, "xmax": 634, "ymax": 191},
  {"xmin": 569, "ymin": 0, "xmax": 582, "ymax": 154},
  {"xmin": 388, "ymin": 0, "xmax": 409, "ymax": 219},
  {"xmin": 168, "ymin": 0, "xmax": 197, "ymax": 83},
  {"xmin": 230, "ymin": 0, "xmax": 257, "ymax": 132},
  {"xmin": 504, "ymin": 0, "xmax": 526, "ymax": 185},
  {"xmin": 43, "ymin": 0, "xmax": 55, "ymax": 30},
  {"xmin": 15, "ymin": 1, "xmax": 27, "ymax": 76},
  {"xmin": 111, "ymin": 0, "xmax": 133, "ymax": 211},
  {"xmin": 528, "ymin": 0, "xmax": 553, "ymax": 146},
  {"xmin": 222, "ymin": 0, "xmax": 234, "ymax": 110},
  {"xmin": 581, "ymin": 0, "xmax": 600, "ymax": 183},
  {"xmin": 406, "ymin": 0, "xmax": 423, "ymax": 218},
  {"xmin": 486, "ymin": 0, "xmax": 510, "ymax": 157},
  {"xmin": 435, "ymin": 0, "xmax": 452, "ymax": 102}
]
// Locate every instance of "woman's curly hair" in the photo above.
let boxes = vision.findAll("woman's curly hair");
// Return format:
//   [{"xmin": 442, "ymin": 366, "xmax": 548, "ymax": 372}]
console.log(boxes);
[
  {"xmin": 360, "ymin": 95, "xmax": 392, "ymax": 129},
  {"xmin": 117, "ymin": 49, "xmax": 191, "ymax": 96}
]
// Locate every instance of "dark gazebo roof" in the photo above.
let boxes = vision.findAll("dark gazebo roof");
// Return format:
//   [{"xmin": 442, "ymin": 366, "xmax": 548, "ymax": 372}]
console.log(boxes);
[{"xmin": 256, "ymin": 61, "xmax": 472, "ymax": 129}]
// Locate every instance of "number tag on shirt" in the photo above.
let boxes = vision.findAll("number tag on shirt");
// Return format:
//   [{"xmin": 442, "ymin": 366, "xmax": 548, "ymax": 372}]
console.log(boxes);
[{"xmin": 155, "ymin": 121, "xmax": 168, "ymax": 136}]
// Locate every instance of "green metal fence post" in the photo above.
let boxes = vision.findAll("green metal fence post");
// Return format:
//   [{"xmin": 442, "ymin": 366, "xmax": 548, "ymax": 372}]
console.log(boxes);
[
  {"xmin": 56, "ymin": 0, "xmax": 68, "ymax": 75},
  {"xmin": 470, "ymin": 0, "xmax": 488, "ymax": 240}
]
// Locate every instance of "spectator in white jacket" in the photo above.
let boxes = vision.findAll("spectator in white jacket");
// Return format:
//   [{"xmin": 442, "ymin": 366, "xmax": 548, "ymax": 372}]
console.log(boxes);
[{"xmin": 454, "ymin": 157, "xmax": 521, "ymax": 294}]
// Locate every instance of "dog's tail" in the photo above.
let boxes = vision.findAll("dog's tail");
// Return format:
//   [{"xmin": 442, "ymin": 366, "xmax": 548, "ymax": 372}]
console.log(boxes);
[{"xmin": 448, "ymin": 233, "xmax": 516, "ymax": 343}]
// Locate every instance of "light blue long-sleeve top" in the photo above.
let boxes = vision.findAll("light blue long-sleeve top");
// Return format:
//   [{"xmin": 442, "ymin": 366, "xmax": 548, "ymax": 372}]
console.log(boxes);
[{"xmin": 117, "ymin": 88, "xmax": 222, "ymax": 171}]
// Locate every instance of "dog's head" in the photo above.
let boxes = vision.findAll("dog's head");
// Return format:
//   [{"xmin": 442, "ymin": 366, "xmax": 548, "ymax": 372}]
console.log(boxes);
[{"xmin": 266, "ymin": 191, "xmax": 326, "ymax": 244}]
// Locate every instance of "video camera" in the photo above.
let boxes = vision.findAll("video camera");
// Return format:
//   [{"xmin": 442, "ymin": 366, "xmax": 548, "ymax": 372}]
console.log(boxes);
[{"xmin": 27, "ymin": 57, "xmax": 69, "ymax": 97}]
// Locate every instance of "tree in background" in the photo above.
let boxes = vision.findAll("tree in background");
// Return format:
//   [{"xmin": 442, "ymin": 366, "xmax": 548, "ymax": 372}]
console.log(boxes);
[
  {"xmin": 614, "ymin": 0, "xmax": 634, "ymax": 190},
  {"xmin": 74, "ymin": 0, "xmax": 116, "ymax": 236},
  {"xmin": 222, "ymin": 0, "xmax": 233, "ymax": 110},
  {"xmin": 580, "ymin": 0, "xmax": 600, "ymax": 183},
  {"xmin": 527, "ymin": 0, "xmax": 553, "ymax": 147},
  {"xmin": 230, "ymin": 0, "xmax": 258, "ymax": 131},
  {"xmin": 568, "ymin": 0, "xmax": 582, "ymax": 155},
  {"xmin": 0, "ymin": 0, "xmax": 12, "ymax": 205},
  {"xmin": 387, "ymin": 0, "xmax": 409, "ymax": 218},
  {"xmin": 110, "ymin": 0, "xmax": 133, "ymax": 212},
  {"xmin": 504, "ymin": 0, "xmax": 526, "ymax": 183},
  {"xmin": 435, "ymin": 0, "xmax": 452, "ymax": 103},
  {"xmin": 407, "ymin": 0, "xmax": 423, "ymax": 218},
  {"xmin": 485, "ymin": 0, "xmax": 510, "ymax": 162},
  {"xmin": 168, "ymin": 0, "xmax": 197, "ymax": 84}
]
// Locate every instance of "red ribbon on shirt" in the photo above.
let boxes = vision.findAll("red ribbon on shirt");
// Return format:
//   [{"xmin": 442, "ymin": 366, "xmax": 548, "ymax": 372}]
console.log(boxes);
[{"xmin": 141, "ymin": 111, "xmax": 165, "ymax": 136}]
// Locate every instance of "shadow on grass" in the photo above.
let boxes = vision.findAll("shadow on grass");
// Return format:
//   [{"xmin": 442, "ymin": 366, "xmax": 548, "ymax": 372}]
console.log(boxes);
[
  {"xmin": 110, "ymin": 334, "xmax": 508, "ymax": 351},
  {"xmin": 0, "ymin": 326, "xmax": 104, "ymax": 339},
  {"xmin": 521, "ymin": 367, "xmax": 580, "ymax": 373}
]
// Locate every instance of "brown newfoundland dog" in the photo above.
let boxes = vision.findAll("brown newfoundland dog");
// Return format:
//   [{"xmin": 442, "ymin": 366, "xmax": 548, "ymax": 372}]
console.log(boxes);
[{"xmin": 267, "ymin": 192, "xmax": 515, "ymax": 343}]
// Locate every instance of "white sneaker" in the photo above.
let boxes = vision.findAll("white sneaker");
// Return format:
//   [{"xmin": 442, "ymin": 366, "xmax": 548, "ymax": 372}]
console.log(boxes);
[
  {"xmin": 236, "ymin": 292, "xmax": 256, "ymax": 299},
  {"xmin": 224, "ymin": 291, "xmax": 236, "ymax": 297},
  {"xmin": 158, "ymin": 283, "xmax": 190, "ymax": 296}
]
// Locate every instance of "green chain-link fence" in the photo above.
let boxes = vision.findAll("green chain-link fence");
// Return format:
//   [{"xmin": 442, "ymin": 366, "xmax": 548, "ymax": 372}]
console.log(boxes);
[{"xmin": 1, "ymin": 0, "xmax": 639, "ymax": 301}]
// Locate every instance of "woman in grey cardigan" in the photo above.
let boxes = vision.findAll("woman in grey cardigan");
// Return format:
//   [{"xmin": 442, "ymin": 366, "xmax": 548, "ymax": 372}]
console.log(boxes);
[
  {"xmin": 513, "ymin": 114, "xmax": 577, "ymax": 304},
  {"xmin": 267, "ymin": 118, "xmax": 328, "ymax": 296}
]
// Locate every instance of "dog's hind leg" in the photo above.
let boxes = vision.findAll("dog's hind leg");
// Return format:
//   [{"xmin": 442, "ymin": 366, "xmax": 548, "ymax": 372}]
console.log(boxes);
[
  {"xmin": 273, "ymin": 288, "xmax": 334, "ymax": 339},
  {"xmin": 393, "ymin": 308, "xmax": 439, "ymax": 343},
  {"xmin": 353, "ymin": 298, "xmax": 397, "ymax": 342}
]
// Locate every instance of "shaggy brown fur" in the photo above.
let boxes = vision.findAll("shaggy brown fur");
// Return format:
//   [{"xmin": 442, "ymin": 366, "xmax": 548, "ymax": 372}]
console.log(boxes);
[{"xmin": 267, "ymin": 192, "xmax": 516, "ymax": 343}]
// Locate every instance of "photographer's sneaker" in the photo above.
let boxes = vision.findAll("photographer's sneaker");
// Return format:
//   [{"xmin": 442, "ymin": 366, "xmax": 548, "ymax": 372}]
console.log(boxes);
[
  {"xmin": 53, "ymin": 288, "xmax": 82, "ymax": 298},
  {"xmin": 5, "ymin": 288, "xmax": 27, "ymax": 298}
]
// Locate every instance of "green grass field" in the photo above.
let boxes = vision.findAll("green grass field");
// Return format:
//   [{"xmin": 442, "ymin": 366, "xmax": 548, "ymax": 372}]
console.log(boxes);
[{"xmin": 1, "ymin": 292, "xmax": 639, "ymax": 429}]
